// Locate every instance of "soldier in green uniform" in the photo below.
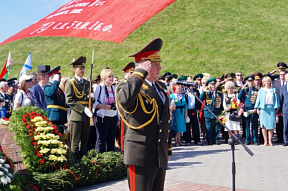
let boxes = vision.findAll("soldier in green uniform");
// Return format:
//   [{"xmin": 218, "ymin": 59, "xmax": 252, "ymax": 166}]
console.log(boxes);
[
  {"xmin": 116, "ymin": 38, "xmax": 172, "ymax": 191},
  {"xmin": 199, "ymin": 78, "xmax": 224, "ymax": 145},
  {"xmin": 65, "ymin": 56, "xmax": 93, "ymax": 163},
  {"xmin": 44, "ymin": 66, "xmax": 67, "ymax": 134}
]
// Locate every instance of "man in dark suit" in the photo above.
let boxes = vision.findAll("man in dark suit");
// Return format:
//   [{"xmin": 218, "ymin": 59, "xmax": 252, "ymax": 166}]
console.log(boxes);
[
  {"xmin": 280, "ymin": 73, "xmax": 288, "ymax": 146},
  {"xmin": 116, "ymin": 38, "xmax": 172, "ymax": 191},
  {"xmin": 65, "ymin": 56, "xmax": 93, "ymax": 163},
  {"xmin": 30, "ymin": 65, "xmax": 50, "ymax": 110},
  {"xmin": 273, "ymin": 70, "xmax": 286, "ymax": 143},
  {"xmin": 183, "ymin": 84, "xmax": 201, "ymax": 145},
  {"xmin": 44, "ymin": 66, "xmax": 67, "ymax": 134}
]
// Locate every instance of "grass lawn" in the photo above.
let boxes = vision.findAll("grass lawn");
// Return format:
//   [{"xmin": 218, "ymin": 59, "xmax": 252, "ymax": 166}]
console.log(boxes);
[{"xmin": 0, "ymin": 0, "xmax": 287, "ymax": 79}]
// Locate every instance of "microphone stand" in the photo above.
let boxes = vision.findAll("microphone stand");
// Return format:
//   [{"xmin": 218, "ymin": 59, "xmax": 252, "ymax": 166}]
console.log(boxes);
[{"xmin": 185, "ymin": 87, "xmax": 254, "ymax": 191}]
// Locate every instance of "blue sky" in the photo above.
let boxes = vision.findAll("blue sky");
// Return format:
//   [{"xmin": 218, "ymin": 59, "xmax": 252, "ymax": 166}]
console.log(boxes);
[{"xmin": 0, "ymin": 0, "xmax": 70, "ymax": 43}]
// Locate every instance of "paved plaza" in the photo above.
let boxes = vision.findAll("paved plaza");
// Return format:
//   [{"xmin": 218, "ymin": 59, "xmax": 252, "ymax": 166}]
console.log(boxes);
[{"xmin": 77, "ymin": 137, "xmax": 288, "ymax": 191}]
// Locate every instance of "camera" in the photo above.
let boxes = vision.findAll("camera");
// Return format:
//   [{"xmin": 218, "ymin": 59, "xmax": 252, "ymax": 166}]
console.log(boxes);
[{"xmin": 110, "ymin": 103, "xmax": 117, "ymax": 110}]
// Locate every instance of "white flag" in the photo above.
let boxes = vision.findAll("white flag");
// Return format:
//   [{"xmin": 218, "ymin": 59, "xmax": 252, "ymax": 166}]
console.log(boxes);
[{"xmin": 20, "ymin": 52, "xmax": 32, "ymax": 77}]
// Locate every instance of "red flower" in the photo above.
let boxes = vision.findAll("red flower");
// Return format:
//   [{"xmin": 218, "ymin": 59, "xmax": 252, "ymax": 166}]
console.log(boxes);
[
  {"xmin": 26, "ymin": 125, "xmax": 30, "ymax": 128},
  {"xmin": 37, "ymin": 153, "xmax": 42, "ymax": 157},
  {"xmin": 31, "ymin": 116, "xmax": 35, "ymax": 119},
  {"xmin": 63, "ymin": 165, "xmax": 67, "ymax": 169},
  {"xmin": 43, "ymin": 117, "xmax": 48, "ymax": 121},
  {"xmin": 36, "ymin": 150, "xmax": 39, "ymax": 154},
  {"xmin": 31, "ymin": 137, "xmax": 35, "ymax": 141},
  {"xmin": 53, "ymin": 126, "xmax": 57, "ymax": 129},
  {"xmin": 48, "ymin": 121, "xmax": 52, "ymax": 124},
  {"xmin": 55, "ymin": 167, "xmax": 59, "ymax": 170},
  {"xmin": 54, "ymin": 130, "xmax": 59, "ymax": 133},
  {"xmin": 24, "ymin": 122, "xmax": 28, "ymax": 125},
  {"xmin": 51, "ymin": 163, "xmax": 55, "ymax": 167},
  {"xmin": 40, "ymin": 159, "xmax": 45, "ymax": 164},
  {"xmin": 29, "ymin": 133, "xmax": 33, "ymax": 136},
  {"xmin": 32, "ymin": 142, "xmax": 37, "ymax": 146},
  {"xmin": 232, "ymin": 99, "xmax": 236, "ymax": 104},
  {"xmin": 31, "ymin": 112, "xmax": 36, "ymax": 115},
  {"xmin": 28, "ymin": 129, "xmax": 32, "ymax": 132},
  {"xmin": 58, "ymin": 133, "xmax": 63, "ymax": 137},
  {"xmin": 21, "ymin": 119, "xmax": 26, "ymax": 122}
]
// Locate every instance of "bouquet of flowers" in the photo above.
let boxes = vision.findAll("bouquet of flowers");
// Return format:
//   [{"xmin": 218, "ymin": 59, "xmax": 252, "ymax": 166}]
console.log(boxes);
[
  {"xmin": 10, "ymin": 106, "xmax": 69, "ymax": 173},
  {"xmin": 243, "ymin": 110, "xmax": 255, "ymax": 117},
  {"xmin": 0, "ymin": 149, "xmax": 13, "ymax": 187}
]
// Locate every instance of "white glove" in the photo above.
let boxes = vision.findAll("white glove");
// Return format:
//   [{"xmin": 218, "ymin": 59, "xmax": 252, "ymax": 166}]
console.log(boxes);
[
  {"xmin": 84, "ymin": 107, "xmax": 93, "ymax": 118},
  {"xmin": 52, "ymin": 74, "xmax": 60, "ymax": 82}
]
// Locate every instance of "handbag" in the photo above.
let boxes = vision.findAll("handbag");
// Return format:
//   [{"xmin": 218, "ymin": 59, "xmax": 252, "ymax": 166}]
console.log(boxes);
[{"xmin": 229, "ymin": 111, "xmax": 242, "ymax": 122}]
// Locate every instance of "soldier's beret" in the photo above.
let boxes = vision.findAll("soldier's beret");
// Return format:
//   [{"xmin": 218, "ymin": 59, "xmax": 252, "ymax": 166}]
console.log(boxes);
[
  {"xmin": 7, "ymin": 78, "xmax": 17, "ymax": 86},
  {"xmin": 46, "ymin": 66, "xmax": 61, "ymax": 77},
  {"xmin": 178, "ymin": 75, "xmax": 187, "ymax": 81},
  {"xmin": 193, "ymin": 73, "xmax": 203, "ymax": 80},
  {"xmin": 206, "ymin": 78, "xmax": 217, "ymax": 86},
  {"xmin": 164, "ymin": 72, "xmax": 171, "ymax": 77},
  {"xmin": 167, "ymin": 74, "xmax": 178, "ymax": 82},
  {"xmin": 244, "ymin": 75, "xmax": 255, "ymax": 81},
  {"xmin": 0, "ymin": 78, "xmax": 6, "ymax": 82},
  {"xmin": 122, "ymin": 62, "xmax": 135, "ymax": 72},
  {"xmin": 225, "ymin": 73, "xmax": 235, "ymax": 80},
  {"xmin": 70, "ymin": 56, "xmax": 86, "ymax": 67},
  {"xmin": 129, "ymin": 38, "xmax": 163, "ymax": 62},
  {"xmin": 277, "ymin": 62, "xmax": 287, "ymax": 69},
  {"xmin": 252, "ymin": 72, "xmax": 263, "ymax": 80}
]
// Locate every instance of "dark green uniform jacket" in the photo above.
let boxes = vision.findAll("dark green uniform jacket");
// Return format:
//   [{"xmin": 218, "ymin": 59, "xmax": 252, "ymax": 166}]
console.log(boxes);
[
  {"xmin": 116, "ymin": 68, "xmax": 172, "ymax": 168},
  {"xmin": 65, "ymin": 77, "xmax": 90, "ymax": 122}
]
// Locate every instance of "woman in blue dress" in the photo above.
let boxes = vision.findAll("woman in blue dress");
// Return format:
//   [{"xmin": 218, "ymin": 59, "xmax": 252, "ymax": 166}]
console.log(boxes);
[
  {"xmin": 170, "ymin": 85, "xmax": 187, "ymax": 146},
  {"xmin": 255, "ymin": 76, "xmax": 280, "ymax": 146}
]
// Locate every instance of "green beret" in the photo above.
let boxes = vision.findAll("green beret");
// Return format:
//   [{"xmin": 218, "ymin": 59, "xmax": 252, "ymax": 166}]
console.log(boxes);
[
  {"xmin": 206, "ymin": 78, "xmax": 217, "ymax": 86},
  {"xmin": 193, "ymin": 73, "xmax": 203, "ymax": 80},
  {"xmin": 178, "ymin": 75, "xmax": 187, "ymax": 81}
]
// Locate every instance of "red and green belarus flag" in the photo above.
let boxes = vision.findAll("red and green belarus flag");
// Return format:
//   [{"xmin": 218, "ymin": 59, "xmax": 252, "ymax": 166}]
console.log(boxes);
[{"xmin": 0, "ymin": 51, "xmax": 12, "ymax": 79}]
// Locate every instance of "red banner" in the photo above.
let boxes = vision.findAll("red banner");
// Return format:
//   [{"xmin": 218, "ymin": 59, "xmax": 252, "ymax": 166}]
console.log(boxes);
[{"xmin": 0, "ymin": 0, "xmax": 176, "ymax": 45}]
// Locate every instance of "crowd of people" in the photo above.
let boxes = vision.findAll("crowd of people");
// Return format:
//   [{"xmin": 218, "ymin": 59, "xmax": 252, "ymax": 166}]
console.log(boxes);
[
  {"xmin": 1, "ymin": 38, "xmax": 288, "ymax": 190},
  {"xmin": 159, "ymin": 61, "xmax": 287, "ymax": 147}
]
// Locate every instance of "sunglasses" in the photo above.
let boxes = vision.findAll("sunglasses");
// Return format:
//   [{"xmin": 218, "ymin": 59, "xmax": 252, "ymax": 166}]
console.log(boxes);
[
  {"xmin": 25, "ymin": 79, "xmax": 32, "ymax": 82},
  {"xmin": 236, "ymin": 74, "xmax": 242, "ymax": 76}
]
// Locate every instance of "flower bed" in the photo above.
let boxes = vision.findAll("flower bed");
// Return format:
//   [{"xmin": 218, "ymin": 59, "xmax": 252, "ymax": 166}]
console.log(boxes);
[{"xmin": 5, "ymin": 106, "xmax": 126, "ymax": 190}]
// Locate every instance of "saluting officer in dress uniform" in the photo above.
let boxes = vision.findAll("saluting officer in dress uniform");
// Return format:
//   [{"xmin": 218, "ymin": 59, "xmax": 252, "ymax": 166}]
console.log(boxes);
[
  {"xmin": 44, "ymin": 66, "xmax": 67, "ymax": 134},
  {"xmin": 116, "ymin": 38, "xmax": 172, "ymax": 191},
  {"xmin": 238, "ymin": 75, "xmax": 259, "ymax": 145},
  {"xmin": 65, "ymin": 56, "xmax": 93, "ymax": 163},
  {"xmin": 199, "ymin": 78, "xmax": 224, "ymax": 145}
]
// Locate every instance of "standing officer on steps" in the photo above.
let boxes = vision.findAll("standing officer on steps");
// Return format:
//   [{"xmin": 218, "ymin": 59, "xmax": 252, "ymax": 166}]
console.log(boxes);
[
  {"xmin": 116, "ymin": 38, "xmax": 172, "ymax": 191},
  {"xmin": 65, "ymin": 56, "xmax": 93, "ymax": 164},
  {"xmin": 44, "ymin": 66, "xmax": 67, "ymax": 134}
]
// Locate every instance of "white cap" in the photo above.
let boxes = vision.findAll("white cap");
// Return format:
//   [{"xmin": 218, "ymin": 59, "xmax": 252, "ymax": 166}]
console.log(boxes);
[{"xmin": 19, "ymin": 75, "xmax": 32, "ymax": 84}]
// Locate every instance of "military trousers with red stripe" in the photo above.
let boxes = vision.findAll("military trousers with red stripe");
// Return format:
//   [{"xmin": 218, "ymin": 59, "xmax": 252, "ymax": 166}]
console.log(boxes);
[{"xmin": 127, "ymin": 165, "xmax": 166, "ymax": 191}]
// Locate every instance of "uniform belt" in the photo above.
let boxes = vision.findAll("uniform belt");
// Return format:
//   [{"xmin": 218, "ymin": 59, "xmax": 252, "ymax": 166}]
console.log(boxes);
[
  {"xmin": 47, "ymin": 105, "xmax": 68, "ymax": 111},
  {"xmin": 76, "ymin": 101, "xmax": 89, "ymax": 105}
]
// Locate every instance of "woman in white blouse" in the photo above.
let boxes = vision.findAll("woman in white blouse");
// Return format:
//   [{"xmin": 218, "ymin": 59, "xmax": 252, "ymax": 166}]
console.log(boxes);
[
  {"xmin": 93, "ymin": 68, "xmax": 120, "ymax": 153},
  {"xmin": 13, "ymin": 75, "xmax": 33, "ymax": 110},
  {"xmin": 255, "ymin": 76, "xmax": 280, "ymax": 146}
]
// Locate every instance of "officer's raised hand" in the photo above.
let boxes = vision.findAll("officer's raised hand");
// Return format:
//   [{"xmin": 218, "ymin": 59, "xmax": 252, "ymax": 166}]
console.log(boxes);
[{"xmin": 136, "ymin": 60, "xmax": 151, "ymax": 72}]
